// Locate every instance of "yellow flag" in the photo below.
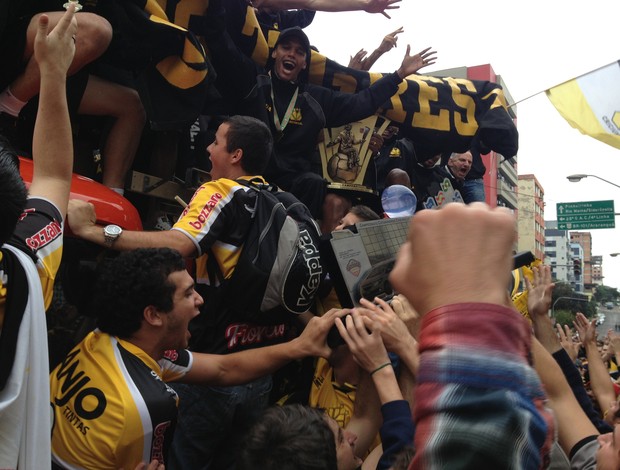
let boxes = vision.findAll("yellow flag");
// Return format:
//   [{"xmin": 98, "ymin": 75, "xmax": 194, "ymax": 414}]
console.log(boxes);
[{"xmin": 546, "ymin": 61, "xmax": 620, "ymax": 150}]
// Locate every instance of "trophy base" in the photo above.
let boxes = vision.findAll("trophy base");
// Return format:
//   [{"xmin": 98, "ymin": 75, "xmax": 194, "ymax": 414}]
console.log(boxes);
[{"xmin": 327, "ymin": 182, "xmax": 378, "ymax": 196}]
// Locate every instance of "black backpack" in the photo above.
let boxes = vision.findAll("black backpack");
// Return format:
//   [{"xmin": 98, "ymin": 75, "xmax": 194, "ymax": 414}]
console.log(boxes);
[{"xmin": 207, "ymin": 178, "xmax": 324, "ymax": 323}]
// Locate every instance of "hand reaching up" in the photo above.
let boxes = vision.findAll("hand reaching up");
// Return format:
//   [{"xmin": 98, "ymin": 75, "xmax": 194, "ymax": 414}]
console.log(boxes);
[
  {"xmin": 525, "ymin": 265, "xmax": 555, "ymax": 319},
  {"xmin": 34, "ymin": 3, "xmax": 78, "ymax": 78},
  {"xmin": 396, "ymin": 46, "xmax": 437, "ymax": 78},
  {"xmin": 555, "ymin": 323, "xmax": 580, "ymax": 362},
  {"xmin": 574, "ymin": 311, "xmax": 597, "ymax": 346}
]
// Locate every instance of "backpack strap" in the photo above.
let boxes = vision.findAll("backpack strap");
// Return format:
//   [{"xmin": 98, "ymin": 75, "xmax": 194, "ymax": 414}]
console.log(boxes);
[{"xmin": 235, "ymin": 177, "xmax": 279, "ymax": 193}]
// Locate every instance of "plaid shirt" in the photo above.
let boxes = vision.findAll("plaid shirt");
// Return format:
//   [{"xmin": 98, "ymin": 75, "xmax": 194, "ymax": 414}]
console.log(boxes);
[{"xmin": 411, "ymin": 303, "xmax": 555, "ymax": 470}]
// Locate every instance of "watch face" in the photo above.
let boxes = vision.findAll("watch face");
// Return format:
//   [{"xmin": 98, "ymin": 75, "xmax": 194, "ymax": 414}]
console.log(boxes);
[{"xmin": 106, "ymin": 225, "xmax": 122, "ymax": 236}]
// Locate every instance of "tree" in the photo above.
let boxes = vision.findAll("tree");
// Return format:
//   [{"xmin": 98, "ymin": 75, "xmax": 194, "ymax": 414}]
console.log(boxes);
[
  {"xmin": 551, "ymin": 283, "xmax": 595, "ymax": 317},
  {"xmin": 593, "ymin": 285, "xmax": 620, "ymax": 304},
  {"xmin": 554, "ymin": 310, "xmax": 576, "ymax": 329}
]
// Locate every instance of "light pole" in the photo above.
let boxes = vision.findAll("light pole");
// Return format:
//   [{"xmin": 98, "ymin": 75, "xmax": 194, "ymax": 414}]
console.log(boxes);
[
  {"xmin": 567, "ymin": 174, "xmax": 620, "ymax": 189},
  {"xmin": 551, "ymin": 296, "xmax": 590, "ymax": 317}
]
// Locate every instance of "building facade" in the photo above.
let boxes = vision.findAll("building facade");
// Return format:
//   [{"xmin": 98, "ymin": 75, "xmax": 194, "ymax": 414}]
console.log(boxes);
[
  {"xmin": 591, "ymin": 255, "xmax": 604, "ymax": 286},
  {"xmin": 517, "ymin": 175, "xmax": 545, "ymax": 260},
  {"xmin": 570, "ymin": 232, "xmax": 594, "ymax": 290},
  {"xmin": 544, "ymin": 223, "xmax": 574, "ymax": 285}
]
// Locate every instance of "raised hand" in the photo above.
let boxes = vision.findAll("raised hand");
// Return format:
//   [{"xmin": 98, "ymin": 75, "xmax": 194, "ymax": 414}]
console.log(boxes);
[
  {"xmin": 348, "ymin": 48, "xmax": 368, "ymax": 70},
  {"xmin": 365, "ymin": 0, "xmax": 402, "ymax": 19},
  {"xmin": 574, "ymin": 311, "xmax": 597, "ymax": 345},
  {"xmin": 377, "ymin": 26, "xmax": 404, "ymax": 53},
  {"xmin": 390, "ymin": 203, "xmax": 515, "ymax": 317},
  {"xmin": 525, "ymin": 265, "xmax": 555, "ymax": 318},
  {"xmin": 555, "ymin": 323, "xmax": 580, "ymax": 362},
  {"xmin": 396, "ymin": 46, "xmax": 437, "ymax": 78},
  {"xmin": 34, "ymin": 3, "xmax": 78, "ymax": 78}
]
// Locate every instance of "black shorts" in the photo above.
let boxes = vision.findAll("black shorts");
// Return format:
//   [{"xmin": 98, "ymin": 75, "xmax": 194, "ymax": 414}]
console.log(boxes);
[{"xmin": 0, "ymin": 15, "xmax": 30, "ymax": 91}]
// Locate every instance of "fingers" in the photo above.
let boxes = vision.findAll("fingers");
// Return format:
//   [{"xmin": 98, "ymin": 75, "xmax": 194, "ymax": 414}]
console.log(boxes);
[
  {"xmin": 555, "ymin": 323, "xmax": 566, "ymax": 341},
  {"xmin": 133, "ymin": 459, "xmax": 164, "ymax": 470},
  {"xmin": 563, "ymin": 324, "xmax": 572, "ymax": 340},
  {"xmin": 54, "ymin": 2, "xmax": 78, "ymax": 38},
  {"xmin": 38, "ymin": 13, "xmax": 50, "ymax": 37}
]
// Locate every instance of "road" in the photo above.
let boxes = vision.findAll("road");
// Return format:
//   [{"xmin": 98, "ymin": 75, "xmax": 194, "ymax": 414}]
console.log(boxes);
[{"xmin": 596, "ymin": 305, "xmax": 620, "ymax": 336}]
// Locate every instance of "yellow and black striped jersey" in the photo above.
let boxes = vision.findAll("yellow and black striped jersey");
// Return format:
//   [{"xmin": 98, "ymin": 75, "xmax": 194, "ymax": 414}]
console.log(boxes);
[
  {"xmin": 50, "ymin": 331, "xmax": 193, "ymax": 469},
  {"xmin": 1, "ymin": 197, "xmax": 63, "ymax": 326}
]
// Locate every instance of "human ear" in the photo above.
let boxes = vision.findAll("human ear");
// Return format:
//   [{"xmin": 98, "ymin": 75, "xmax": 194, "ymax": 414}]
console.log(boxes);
[{"xmin": 144, "ymin": 305, "xmax": 164, "ymax": 327}]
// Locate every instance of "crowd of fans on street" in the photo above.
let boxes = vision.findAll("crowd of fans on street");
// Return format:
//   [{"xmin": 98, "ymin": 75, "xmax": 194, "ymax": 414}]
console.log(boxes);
[{"xmin": 2, "ymin": 1, "xmax": 618, "ymax": 470}]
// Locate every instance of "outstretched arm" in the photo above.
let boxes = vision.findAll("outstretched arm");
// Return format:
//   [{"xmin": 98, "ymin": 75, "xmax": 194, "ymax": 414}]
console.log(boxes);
[
  {"xmin": 574, "ymin": 311, "xmax": 617, "ymax": 418},
  {"xmin": 253, "ymin": 0, "xmax": 401, "ymax": 18},
  {"xmin": 526, "ymin": 265, "xmax": 561, "ymax": 353},
  {"xmin": 389, "ymin": 203, "xmax": 554, "ymax": 469},
  {"xmin": 349, "ymin": 27, "xmax": 404, "ymax": 71},
  {"xmin": 28, "ymin": 5, "xmax": 77, "ymax": 218},
  {"xmin": 532, "ymin": 337, "xmax": 599, "ymax": 456},
  {"xmin": 183, "ymin": 308, "xmax": 343, "ymax": 385},
  {"xmin": 67, "ymin": 199, "xmax": 196, "ymax": 256}
]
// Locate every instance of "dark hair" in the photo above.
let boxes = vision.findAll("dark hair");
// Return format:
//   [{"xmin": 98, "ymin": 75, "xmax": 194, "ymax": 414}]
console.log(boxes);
[
  {"xmin": 237, "ymin": 405, "xmax": 337, "ymax": 470},
  {"xmin": 224, "ymin": 115, "xmax": 273, "ymax": 175},
  {"xmin": 0, "ymin": 135, "xmax": 27, "ymax": 244},
  {"xmin": 389, "ymin": 444, "xmax": 415, "ymax": 469},
  {"xmin": 94, "ymin": 248, "xmax": 185, "ymax": 338},
  {"xmin": 349, "ymin": 204, "xmax": 380, "ymax": 222}
]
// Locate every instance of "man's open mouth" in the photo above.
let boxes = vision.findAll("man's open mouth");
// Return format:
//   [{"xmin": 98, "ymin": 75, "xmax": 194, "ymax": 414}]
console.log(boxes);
[{"xmin": 283, "ymin": 60, "xmax": 296, "ymax": 70}]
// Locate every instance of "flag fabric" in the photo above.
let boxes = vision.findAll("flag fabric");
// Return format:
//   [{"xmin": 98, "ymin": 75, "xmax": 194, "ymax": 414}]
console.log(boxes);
[
  {"xmin": 93, "ymin": 0, "xmax": 213, "ymax": 130},
  {"xmin": 151, "ymin": 0, "xmax": 519, "ymax": 158},
  {"xmin": 546, "ymin": 61, "xmax": 620, "ymax": 150},
  {"xmin": 223, "ymin": 0, "xmax": 519, "ymax": 159}
]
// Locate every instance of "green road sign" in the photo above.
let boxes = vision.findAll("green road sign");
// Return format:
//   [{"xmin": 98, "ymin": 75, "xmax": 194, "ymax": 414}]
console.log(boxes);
[{"xmin": 557, "ymin": 200, "xmax": 615, "ymax": 230}]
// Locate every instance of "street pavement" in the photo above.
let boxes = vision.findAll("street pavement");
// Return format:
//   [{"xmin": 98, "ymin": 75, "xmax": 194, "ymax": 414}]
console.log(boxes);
[{"xmin": 596, "ymin": 305, "xmax": 620, "ymax": 336}]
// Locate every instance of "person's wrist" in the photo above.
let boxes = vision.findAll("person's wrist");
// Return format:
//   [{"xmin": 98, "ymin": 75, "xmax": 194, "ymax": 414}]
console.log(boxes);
[
  {"xmin": 370, "ymin": 361, "xmax": 393, "ymax": 377},
  {"xmin": 392, "ymin": 335, "xmax": 416, "ymax": 357}
]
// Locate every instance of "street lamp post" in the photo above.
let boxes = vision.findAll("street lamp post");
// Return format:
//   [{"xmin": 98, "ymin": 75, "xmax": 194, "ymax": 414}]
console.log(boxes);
[
  {"xmin": 551, "ymin": 296, "xmax": 590, "ymax": 317},
  {"xmin": 566, "ymin": 174, "xmax": 620, "ymax": 189}
]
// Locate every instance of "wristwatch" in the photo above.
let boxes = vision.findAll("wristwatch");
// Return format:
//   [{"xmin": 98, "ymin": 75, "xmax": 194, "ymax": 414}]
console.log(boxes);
[{"xmin": 103, "ymin": 224, "xmax": 123, "ymax": 247}]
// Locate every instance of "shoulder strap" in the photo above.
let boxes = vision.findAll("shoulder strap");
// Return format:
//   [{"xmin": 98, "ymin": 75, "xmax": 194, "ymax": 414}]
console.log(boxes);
[{"xmin": 235, "ymin": 177, "xmax": 280, "ymax": 194}]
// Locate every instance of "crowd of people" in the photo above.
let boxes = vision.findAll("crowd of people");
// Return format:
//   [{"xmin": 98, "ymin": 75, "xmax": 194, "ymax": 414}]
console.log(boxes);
[{"xmin": 1, "ymin": 2, "xmax": 618, "ymax": 470}]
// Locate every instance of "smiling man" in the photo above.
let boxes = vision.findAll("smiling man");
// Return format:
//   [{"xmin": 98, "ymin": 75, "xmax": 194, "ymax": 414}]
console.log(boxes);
[
  {"xmin": 203, "ymin": 3, "xmax": 436, "ymax": 231},
  {"xmin": 49, "ymin": 248, "xmax": 339, "ymax": 470}
]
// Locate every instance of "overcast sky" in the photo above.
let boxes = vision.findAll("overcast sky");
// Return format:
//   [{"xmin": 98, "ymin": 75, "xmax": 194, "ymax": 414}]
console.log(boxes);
[{"xmin": 304, "ymin": 0, "xmax": 620, "ymax": 289}]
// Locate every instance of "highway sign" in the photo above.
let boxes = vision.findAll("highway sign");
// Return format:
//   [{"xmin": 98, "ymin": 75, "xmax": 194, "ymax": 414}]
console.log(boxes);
[{"xmin": 557, "ymin": 200, "xmax": 615, "ymax": 230}]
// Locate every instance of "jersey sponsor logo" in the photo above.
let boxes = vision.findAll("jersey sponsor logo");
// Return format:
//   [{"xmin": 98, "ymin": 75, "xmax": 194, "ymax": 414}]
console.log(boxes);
[
  {"xmin": 62, "ymin": 405, "xmax": 90, "ymax": 435},
  {"xmin": 163, "ymin": 350, "xmax": 179, "ymax": 362},
  {"xmin": 188, "ymin": 192, "xmax": 223, "ymax": 231},
  {"xmin": 53, "ymin": 349, "xmax": 107, "ymax": 427},
  {"xmin": 25, "ymin": 219, "xmax": 62, "ymax": 250},
  {"xmin": 151, "ymin": 420, "xmax": 172, "ymax": 463},
  {"xmin": 17, "ymin": 207, "xmax": 35, "ymax": 222},
  {"xmin": 224, "ymin": 323, "xmax": 286, "ymax": 349}
]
